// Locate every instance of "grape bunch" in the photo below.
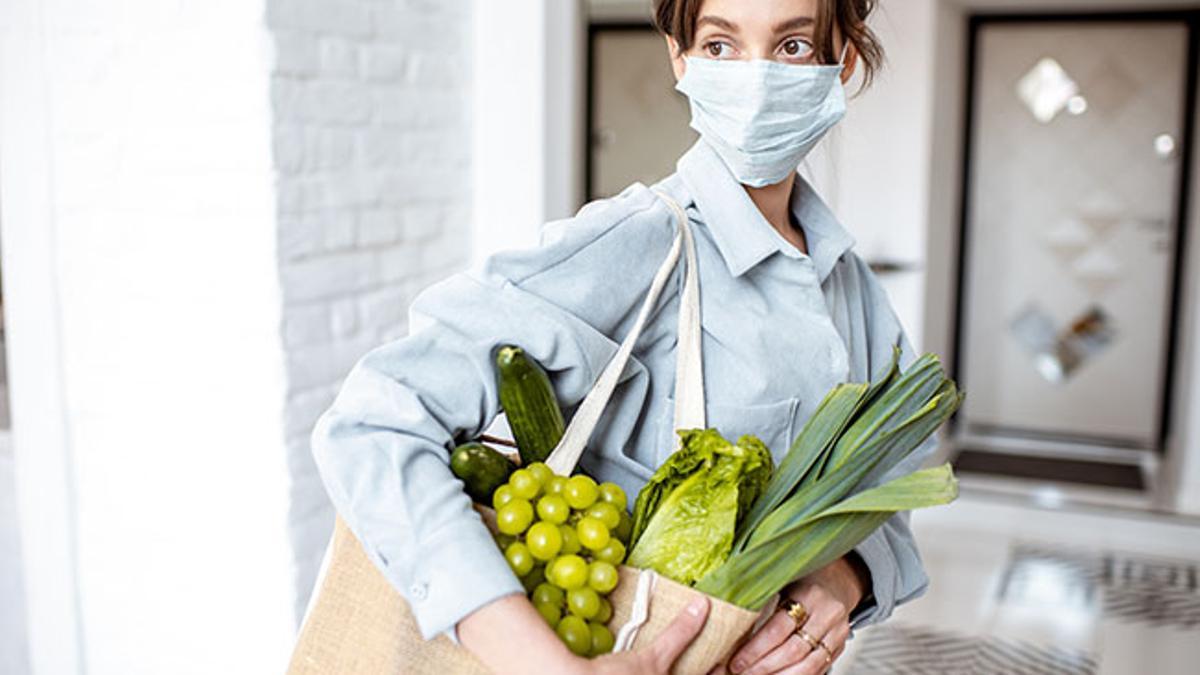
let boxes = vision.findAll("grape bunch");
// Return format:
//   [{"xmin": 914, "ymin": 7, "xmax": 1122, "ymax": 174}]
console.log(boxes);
[{"xmin": 492, "ymin": 462, "xmax": 632, "ymax": 657}]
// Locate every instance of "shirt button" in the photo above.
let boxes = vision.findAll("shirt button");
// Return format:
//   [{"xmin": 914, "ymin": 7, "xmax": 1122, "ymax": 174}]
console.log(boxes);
[{"xmin": 409, "ymin": 582, "xmax": 428, "ymax": 601}]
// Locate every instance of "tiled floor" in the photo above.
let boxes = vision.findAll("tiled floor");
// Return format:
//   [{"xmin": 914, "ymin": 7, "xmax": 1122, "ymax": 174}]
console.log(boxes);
[
  {"xmin": 838, "ymin": 489, "xmax": 1200, "ymax": 675},
  {"xmin": 1, "ymin": 431, "xmax": 30, "ymax": 675}
]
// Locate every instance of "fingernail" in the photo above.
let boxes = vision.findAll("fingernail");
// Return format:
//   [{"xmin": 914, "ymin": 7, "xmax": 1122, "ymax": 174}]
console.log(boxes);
[
  {"xmin": 687, "ymin": 597, "xmax": 706, "ymax": 616},
  {"xmin": 730, "ymin": 659, "xmax": 745, "ymax": 673}
]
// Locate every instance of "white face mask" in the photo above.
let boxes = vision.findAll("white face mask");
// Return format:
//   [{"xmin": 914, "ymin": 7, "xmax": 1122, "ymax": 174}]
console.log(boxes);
[{"xmin": 675, "ymin": 45, "xmax": 849, "ymax": 188}]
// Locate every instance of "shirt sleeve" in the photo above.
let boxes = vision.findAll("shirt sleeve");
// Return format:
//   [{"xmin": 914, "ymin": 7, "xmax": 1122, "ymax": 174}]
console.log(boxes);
[
  {"xmin": 845, "ymin": 262, "xmax": 942, "ymax": 632},
  {"xmin": 310, "ymin": 187, "xmax": 675, "ymax": 640}
]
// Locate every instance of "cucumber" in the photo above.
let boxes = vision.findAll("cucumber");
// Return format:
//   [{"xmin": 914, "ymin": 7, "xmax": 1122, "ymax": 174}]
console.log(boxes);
[
  {"xmin": 495, "ymin": 345, "xmax": 565, "ymax": 465},
  {"xmin": 450, "ymin": 442, "xmax": 516, "ymax": 504}
]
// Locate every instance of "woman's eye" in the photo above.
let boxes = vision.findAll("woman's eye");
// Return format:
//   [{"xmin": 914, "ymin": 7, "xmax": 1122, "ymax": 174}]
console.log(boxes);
[
  {"xmin": 703, "ymin": 41, "xmax": 732, "ymax": 58},
  {"xmin": 780, "ymin": 38, "xmax": 813, "ymax": 60}
]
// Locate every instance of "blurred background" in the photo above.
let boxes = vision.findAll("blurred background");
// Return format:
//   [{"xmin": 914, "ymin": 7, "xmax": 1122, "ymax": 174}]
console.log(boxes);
[{"xmin": 2, "ymin": 0, "xmax": 1199, "ymax": 673}]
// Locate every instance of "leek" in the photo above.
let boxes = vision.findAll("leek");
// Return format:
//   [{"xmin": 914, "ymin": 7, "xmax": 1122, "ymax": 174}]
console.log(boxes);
[
  {"xmin": 696, "ymin": 464, "xmax": 958, "ymax": 608},
  {"xmin": 700, "ymin": 346, "xmax": 964, "ymax": 609}
]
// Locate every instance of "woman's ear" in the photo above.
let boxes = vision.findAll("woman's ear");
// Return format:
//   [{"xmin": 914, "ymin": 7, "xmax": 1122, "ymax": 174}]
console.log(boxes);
[
  {"xmin": 840, "ymin": 42, "xmax": 859, "ymax": 85},
  {"xmin": 665, "ymin": 35, "xmax": 686, "ymax": 81}
]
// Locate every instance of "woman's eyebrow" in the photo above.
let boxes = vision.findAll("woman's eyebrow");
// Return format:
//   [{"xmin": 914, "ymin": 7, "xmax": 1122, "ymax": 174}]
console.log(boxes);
[
  {"xmin": 772, "ymin": 17, "xmax": 815, "ymax": 33},
  {"xmin": 696, "ymin": 15, "xmax": 738, "ymax": 32}
]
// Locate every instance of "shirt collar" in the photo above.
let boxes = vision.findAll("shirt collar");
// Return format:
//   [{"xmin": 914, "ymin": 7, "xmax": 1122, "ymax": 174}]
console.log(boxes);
[{"xmin": 674, "ymin": 138, "xmax": 856, "ymax": 283}]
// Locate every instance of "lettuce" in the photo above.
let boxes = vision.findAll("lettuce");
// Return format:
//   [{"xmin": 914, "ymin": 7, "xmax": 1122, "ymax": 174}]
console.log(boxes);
[{"xmin": 627, "ymin": 429, "xmax": 773, "ymax": 586}]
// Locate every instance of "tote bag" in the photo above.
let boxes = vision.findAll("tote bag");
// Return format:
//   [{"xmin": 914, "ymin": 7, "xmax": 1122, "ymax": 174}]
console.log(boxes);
[{"xmin": 288, "ymin": 192, "xmax": 767, "ymax": 674}]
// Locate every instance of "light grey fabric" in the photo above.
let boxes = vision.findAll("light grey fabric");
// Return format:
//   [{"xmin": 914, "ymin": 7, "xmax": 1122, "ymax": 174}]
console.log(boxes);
[{"xmin": 311, "ymin": 138, "xmax": 934, "ymax": 640}]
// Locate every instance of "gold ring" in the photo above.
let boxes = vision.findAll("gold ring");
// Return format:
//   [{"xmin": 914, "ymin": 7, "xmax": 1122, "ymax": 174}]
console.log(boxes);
[
  {"xmin": 795, "ymin": 628, "xmax": 821, "ymax": 651},
  {"xmin": 783, "ymin": 600, "xmax": 809, "ymax": 629},
  {"xmin": 816, "ymin": 640, "xmax": 834, "ymax": 664}
]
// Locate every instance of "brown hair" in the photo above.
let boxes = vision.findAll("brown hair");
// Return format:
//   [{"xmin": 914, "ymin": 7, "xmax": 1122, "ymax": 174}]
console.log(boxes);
[{"xmin": 653, "ymin": 0, "xmax": 885, "ymax": 93}]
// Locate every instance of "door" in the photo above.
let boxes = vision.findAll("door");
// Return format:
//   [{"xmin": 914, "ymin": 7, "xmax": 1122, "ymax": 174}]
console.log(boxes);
[
  {"xmin": 957, "ymin": 16, "xmax": 1195, "ymax": 452},
  {"xmin": 588, "ymin": 24, "xmax": 695, "ymax": 200}
]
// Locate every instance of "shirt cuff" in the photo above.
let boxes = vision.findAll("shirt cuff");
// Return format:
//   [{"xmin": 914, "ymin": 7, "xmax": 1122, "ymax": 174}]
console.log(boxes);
[
  {"xmin": 847, "ymin": 528, "xmax": 897, "ymax": 630},
  {"xmin": 385, "ymin": 513, "xmax": 525, "ymax": 640}
]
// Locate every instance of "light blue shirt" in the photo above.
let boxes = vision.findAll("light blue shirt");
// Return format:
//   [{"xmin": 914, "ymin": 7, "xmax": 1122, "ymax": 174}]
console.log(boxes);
[{"xmin": 311, "ymin": 138, "xmax": 936, "ymax": 642}]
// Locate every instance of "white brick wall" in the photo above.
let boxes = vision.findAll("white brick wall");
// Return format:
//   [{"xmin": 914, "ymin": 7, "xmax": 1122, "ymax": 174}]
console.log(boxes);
[
  {"xmin": 265, "ymin": 0, "xmax": 476, "ymax": 621},
  {"xmin": 2, "ymin": 0, "xmax": 481, "ymax": 669},
  {"xmin": 2, "ymin": 1, "xmax": 301, "ymax": 672}
]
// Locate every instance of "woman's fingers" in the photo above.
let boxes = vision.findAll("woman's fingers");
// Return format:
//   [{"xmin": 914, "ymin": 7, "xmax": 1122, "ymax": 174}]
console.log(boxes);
[
  {"xmin": 826, "ymin": 621, "xmax": 850, "ymax": 655},
  {"xmin": 741, "ymin": 605, "xmax": 839, "ymax": 675},
  {"xmin": 775, "ymin": 618, "xmax": 851, "ymax": 675},
  {"xmin": 647, "ymin": 595, "xmax": 710, "ymax": 672},
  {"xmin": 727, "ymin": 607, "xmax": 796, "ymax": 673},
  {"xmin": 817, "ymin": 621, "xmax": 851, "ymax": 672},
  {"xmin": 741, "ymin": 633, "xmax": 814, "ymax": 675}
]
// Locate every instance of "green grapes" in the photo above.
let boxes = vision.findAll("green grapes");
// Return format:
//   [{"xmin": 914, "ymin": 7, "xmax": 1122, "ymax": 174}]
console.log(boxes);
[
  {"xmin": 586, "ymin": 502, "xmax": 621, "ymax": 530},
  {"xmin": 536, "ymin": 600, "xmax": 562, "ymax": 628},
  {"xmin": 588, "ymin": 561, "xmax": 618, "ymax": 593},
  {"xmin": 509, "ymin": 469, "xmax": 541, "ymax": 500},
  {"xmin": 526, "ymin": 521, "xmax": 563, "ymax": 561},
  {"xmin": 496, "ymin": 499, "xmax": 534, "ymax": 535},
  {"xmin": 564, "ymin": 475, "xmax": 599, "ymax": 510},
  {"xmin": 526, "ymin": 462, "xmax": 555, "ymax": 486},
  {"xmin": 553, "ymin": 555, "xmax": 588, "ymax": 590},
  {"xmin": 521, "ymin": 565, "xmax": 545, "ymax": 594},
  {"xmin": 532, "ymin": 582, "xmax": 564, "ymax": 607},
  {"xmin": 556, "ymin": 615, "xmax": 592, "ymax": 656},
  {"xmin": 590, "ymin": 622, "xmax": 615, "ymax": 655},
  {"xmin": 544, "ymin": 475, "xmax": 568, "ymax": 497},
  {"xmin": 593, "ymin": 539, "xmax": 626, "ymax": 566},
  {"xmin": 576, "ymin": 517, "xmax": 610, "ymax": 551},
  {"xmin": 558, "ymin": 524, "xmax": 582, "ymax": 555},
  {"xmin": 567, "ymin": 587, "xmax": 601, "ymax": 619},
  {"xmin": 490, "ymin": 468, "xmax": 630, "ymax": 657},
  {"xmin": 594, "ymin": 597, "xmax": 613, "ymax": 624},
  {"xmin": 536, "ymin": 495, "xmax": 571, "ymax": 525},
  {"xmin": 613, "ymin": 511, "xmax": 633, "ymax": 544},
  {"xmin": 492, "ymin": 484, "xmax": 517, "ymax": 510},
  {"xmin": 504, "ymin": 542, "xmax": 534, "ymax": 577},
  {"xmin": 598, "ymin": 482, "xmax": 627, "ymax": 511}
]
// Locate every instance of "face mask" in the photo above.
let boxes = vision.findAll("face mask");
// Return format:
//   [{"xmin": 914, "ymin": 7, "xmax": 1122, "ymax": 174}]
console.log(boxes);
[{"xmin": 675, "ymin": 45, "xmax": 849, "ymax": 188}]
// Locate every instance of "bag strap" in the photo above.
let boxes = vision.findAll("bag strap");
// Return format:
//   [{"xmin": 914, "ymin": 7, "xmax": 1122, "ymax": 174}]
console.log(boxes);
[
  {"xmin": 663, "ymin": 193, "xmax": 705, "ymax": 441},
  {"xmin": 545, "ymin": 190, "xmax": 705, "ymax": 476}
]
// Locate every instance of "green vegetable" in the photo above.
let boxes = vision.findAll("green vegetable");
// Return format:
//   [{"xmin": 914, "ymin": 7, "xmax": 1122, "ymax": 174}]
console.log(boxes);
[
  {"xmin": 627, "ymin": 429, "xmax": 773, "ymax": 586},
  {"xmin": 697, "ymin": 346, "xmax": 964, "ymax": 609},
  {"xmin": 449, "ymin": 441, "xmax": 516, "ymax": 504},
  {"xmin": 495, "ymin": 345, "xmax": 565, "ymax": 465},
  {"xmin": 696, "ymin": 464, "xmax": 958, "ymax": 608}
]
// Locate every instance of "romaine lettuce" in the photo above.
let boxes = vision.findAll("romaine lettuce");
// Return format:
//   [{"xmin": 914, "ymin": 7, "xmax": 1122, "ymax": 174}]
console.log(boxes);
[{"xmin": 627, "ymin": 429, "xmax": 773, "ymax": 586}]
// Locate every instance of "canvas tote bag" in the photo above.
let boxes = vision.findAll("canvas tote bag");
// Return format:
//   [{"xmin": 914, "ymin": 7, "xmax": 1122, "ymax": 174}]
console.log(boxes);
[{"xmin": 288, "ymin": 192, "xmax": 765, "ymax": 674}]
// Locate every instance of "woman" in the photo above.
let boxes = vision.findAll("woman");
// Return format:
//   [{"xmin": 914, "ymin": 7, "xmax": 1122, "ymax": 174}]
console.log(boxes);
[{"xmin": 312, "ymin": 0, "xmax": 934, "ymax": 673}]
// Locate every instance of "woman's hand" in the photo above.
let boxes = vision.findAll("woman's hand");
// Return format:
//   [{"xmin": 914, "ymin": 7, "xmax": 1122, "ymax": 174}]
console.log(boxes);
[
  {"xmin": 721, "ymin": 555, "xmax": 869, "ymax": 675},
  {"xmin": 573, "ymin": 596, "xmax": 711, "ymax": 675}
]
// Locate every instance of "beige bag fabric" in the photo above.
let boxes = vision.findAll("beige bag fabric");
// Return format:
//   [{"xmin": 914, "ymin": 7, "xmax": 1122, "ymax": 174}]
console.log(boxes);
[
  {"xmin": 289, "ymin": 191, "xmax": 769, "ymax": 673},
  {"xmin": 606, "ymin": 567, "xmax": 762, "ymax": 674},
  {"xmin": 288, "ymin": 516, "xmax": 491, "ymax": 675}
]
